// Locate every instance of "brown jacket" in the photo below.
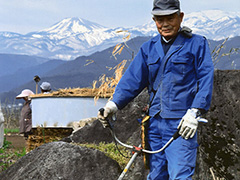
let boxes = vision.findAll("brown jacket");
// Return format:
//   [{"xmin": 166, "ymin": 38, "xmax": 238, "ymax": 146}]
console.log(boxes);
[{"xmin": 19, "ymin": 100, "xmax": 32, "ymax": 133}]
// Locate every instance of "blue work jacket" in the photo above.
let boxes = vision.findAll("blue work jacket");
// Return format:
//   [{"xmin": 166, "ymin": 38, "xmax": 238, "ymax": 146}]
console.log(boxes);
[{"xmin": 112, "ymin": 32, "xmax": 214, "ymax": 118}]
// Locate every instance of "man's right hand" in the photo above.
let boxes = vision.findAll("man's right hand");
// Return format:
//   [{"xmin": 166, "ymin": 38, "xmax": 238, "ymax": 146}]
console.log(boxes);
[{"xmin": 97, "ymin": 101, "xmax": 118, "ymax": 128}]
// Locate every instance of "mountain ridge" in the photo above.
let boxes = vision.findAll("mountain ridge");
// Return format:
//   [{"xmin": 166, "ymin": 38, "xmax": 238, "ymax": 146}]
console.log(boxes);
[
  {"xmin": 0, "ymin": 10, "xmax": 240, "ymax": 60},
  {"xmin": 40, "ymin": 17, "xmax": 107, "ymax": 34}
]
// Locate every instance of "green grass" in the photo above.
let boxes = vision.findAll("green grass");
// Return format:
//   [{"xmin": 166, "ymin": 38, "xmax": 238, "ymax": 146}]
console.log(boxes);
[
  {"xmin": 76, "ymin": 142, "xmax": 132, "ymax": 169},
  {"xmin": 0, "ymin": 137, "xmax": 26, "ymax": 173},
  {"xmin": 4, "ymin": 128, "xmax": 19, "ymax": 134}
]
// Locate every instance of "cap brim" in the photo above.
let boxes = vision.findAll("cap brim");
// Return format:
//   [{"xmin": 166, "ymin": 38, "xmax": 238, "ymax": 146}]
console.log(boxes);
[
  {"xmin": 16, "ymin": 94, "xmax": 27, "ymax": 99},
  {"xmin": 151, "ymin": 9, "xmax": 179, "ymax": 16},
  {"xmin": 16, "ymin": 95, "xmax": 25, "ymax": 99}
]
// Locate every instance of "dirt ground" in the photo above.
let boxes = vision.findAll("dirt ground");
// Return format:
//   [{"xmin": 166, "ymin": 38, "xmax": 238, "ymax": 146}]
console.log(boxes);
[{"xmin": 5, "ymin": 134, "xmax": 26, "ymax": 149}]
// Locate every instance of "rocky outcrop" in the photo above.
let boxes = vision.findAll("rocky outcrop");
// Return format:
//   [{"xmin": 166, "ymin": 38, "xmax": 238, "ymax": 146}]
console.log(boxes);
[
  {"xmin": 0, "ymin": 141, "xmax": 121, "ymax": 180},
  {"xmin": 195, "ymin": 70, "xmax": 240, "ymax": 180},
  {"xmin": 68, "ymin": 90, "xmax": 148, "ymax": 145}
]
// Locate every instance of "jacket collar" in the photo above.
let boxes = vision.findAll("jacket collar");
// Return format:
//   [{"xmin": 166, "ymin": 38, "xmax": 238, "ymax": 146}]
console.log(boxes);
[{"xmin": 154, "ymin": 33, "xmax": 185, "ymax": 59}]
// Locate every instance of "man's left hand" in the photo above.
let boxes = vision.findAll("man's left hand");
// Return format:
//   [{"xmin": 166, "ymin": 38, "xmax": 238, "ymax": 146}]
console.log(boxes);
[{"xmin": 178, "ymin": 108, "xmax": 200, "ymax": 139}]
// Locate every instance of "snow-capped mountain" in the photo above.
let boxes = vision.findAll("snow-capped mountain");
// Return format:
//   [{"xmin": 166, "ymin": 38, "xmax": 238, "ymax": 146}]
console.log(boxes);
[
  {"xmin": 0, "ymin": 18, "xmax": 128, "ymax": 60},
  {"xmin": 130, "ymin": 10, "xmax": 240, "ymax": 40},
  {"xmin": 182, "ymin": 10, "xmax": 240, "ymax": 40},
  {"xmin": 42, "ymin": 17, "xmax": 106, "ymax": 34},
  {"xmin": 0, "ymin": 10, "xmax": 239, "ymax": 60}
]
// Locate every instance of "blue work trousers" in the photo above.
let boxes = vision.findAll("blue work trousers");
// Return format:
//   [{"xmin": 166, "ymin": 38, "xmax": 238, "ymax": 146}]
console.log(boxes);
[{"xmin": 147, "ymin": 115, "xmax": 198, "ymax": 180}]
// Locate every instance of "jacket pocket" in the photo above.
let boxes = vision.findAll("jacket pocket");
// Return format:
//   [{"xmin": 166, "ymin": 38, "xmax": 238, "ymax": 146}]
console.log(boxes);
[
  {"xmin": 147, "ymin": 55, "xmax": 161, "ymax": 91},
  {"xmin": 171, "ymin": 56, "xmax": 194, "ymax": 82}
]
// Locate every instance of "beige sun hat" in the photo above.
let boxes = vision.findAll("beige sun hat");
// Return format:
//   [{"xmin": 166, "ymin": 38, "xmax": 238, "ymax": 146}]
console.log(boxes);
[{"xmin": 16, "ymin": 89, "xmax": 34, "ymax": 99}]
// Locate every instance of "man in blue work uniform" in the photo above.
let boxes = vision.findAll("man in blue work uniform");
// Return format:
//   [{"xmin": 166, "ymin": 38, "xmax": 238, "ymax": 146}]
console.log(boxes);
[{"xmin": 98, "ymin": 0, "xmax": 214, "ymax": 179}]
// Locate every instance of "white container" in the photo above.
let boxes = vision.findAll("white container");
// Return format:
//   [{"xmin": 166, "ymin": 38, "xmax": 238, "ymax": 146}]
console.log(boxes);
[{"xmin": 31, "ymin": 97, "xmax": 108, "ymax": 127}]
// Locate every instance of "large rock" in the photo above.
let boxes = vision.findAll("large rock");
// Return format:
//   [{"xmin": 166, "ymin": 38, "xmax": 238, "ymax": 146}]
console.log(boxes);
[
  {"xmin": 62, "ymin": 90, "xmax": 149, "ymax": 180},
  {"xmin": 0, "ymin": 141, "xmax": 121, "ymax": 180},
  {"xmin": 195, "ymin": 70, "xmax": 240, "ymax": 180},
  {"xmin": 68, "ymin": 90, "xmax": 149, "ymax": 145}
]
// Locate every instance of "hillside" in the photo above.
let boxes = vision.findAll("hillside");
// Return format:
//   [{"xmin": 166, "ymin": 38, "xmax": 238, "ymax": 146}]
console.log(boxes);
[
  {"xmin": 20, "ymin": 35, "xmax": 240, "ymax": 84},
  {"xmin": 0, "ymin": 60, "xmax": 66, "ymax": 93},
  {"xmin": 209, "ymin": 36, "xmax": 240, "ymax": 69},
  {"xmin": 0, "ymin": 54, "xmax": 50, "ymax": 77},
  {"xmin": 0, "ymin": 36, "xmax": 239, "ymax": 104}
]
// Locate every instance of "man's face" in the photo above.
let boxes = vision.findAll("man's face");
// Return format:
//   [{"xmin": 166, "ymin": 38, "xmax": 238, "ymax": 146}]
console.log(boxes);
[{"xmin": 153, "ymin": 12, "xmax": 184, "ymax": 40}]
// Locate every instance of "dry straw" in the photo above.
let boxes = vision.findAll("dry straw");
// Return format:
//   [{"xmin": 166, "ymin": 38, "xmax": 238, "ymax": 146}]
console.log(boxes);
[
  {"xmin": 211, "ymin": 37, "xmax": 239, "ymax": 68},
  {"xmin": 31, "ymin": 30, "xmax": 130, "ymax": 103},
  {"xmin": 93, "ymin": 30, "xmax": 130, "ymax": 102},
  {"xmin": 93, "ymin": 59, "xmax": 127, "ymax": 103}
]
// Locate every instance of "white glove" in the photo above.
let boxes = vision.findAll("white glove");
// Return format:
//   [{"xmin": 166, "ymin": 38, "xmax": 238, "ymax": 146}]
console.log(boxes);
[
  {"xmin": 178, "ymin": 108, "xmax": 200, "ymax": 139},
  {"xmin": 97, "ymin": 101, "xmax": 118, "ymax": 128}
]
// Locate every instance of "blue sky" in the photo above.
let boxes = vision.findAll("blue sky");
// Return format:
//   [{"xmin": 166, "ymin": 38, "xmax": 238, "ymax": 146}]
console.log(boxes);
[{"xmin": 0, "ymin": 0, "xmax": 239, "ymax": 34}]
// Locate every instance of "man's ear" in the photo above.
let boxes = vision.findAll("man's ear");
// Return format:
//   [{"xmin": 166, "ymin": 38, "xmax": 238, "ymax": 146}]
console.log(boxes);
[{"xmin": 180, "ymin": 12, "xmax": 184, "ymax": 22}]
